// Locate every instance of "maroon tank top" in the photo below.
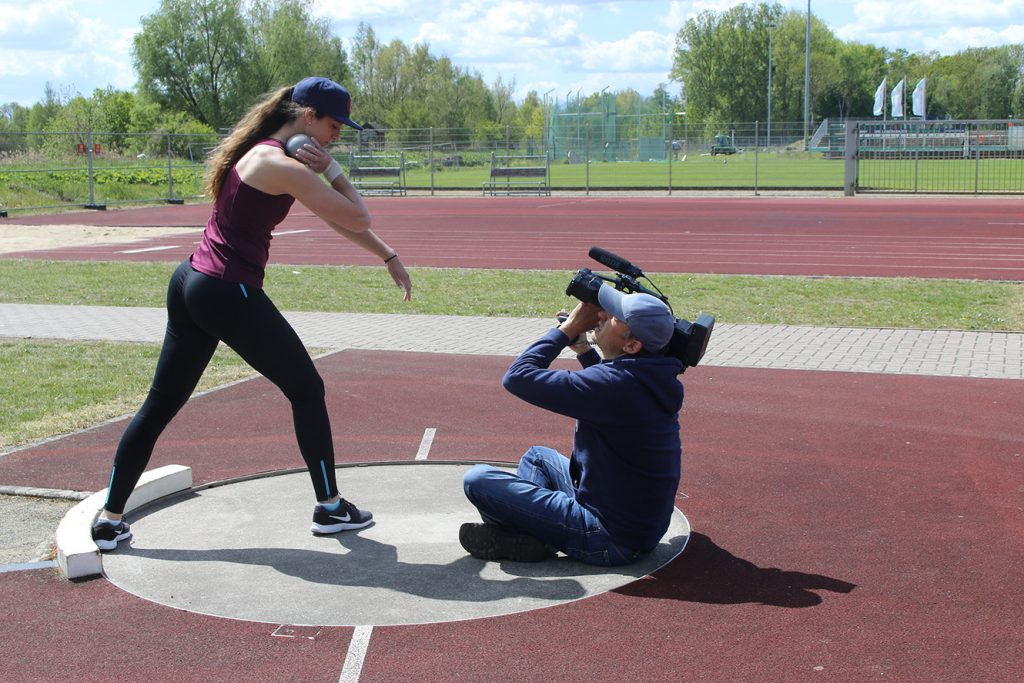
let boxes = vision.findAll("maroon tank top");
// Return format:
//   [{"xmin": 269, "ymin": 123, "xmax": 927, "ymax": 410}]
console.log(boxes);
[{"xmin": 191, "ymin": 139, "xmax": 296, "ymax": 288}]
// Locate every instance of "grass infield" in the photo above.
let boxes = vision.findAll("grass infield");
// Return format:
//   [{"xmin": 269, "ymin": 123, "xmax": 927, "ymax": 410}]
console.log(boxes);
[
  {"xmin": 2, "ymin": 259, "xmax": 1022, "ymax": 330},
  {"xmin": 0, "ymin": 340, "xmax": 253, "ymax": 450}
]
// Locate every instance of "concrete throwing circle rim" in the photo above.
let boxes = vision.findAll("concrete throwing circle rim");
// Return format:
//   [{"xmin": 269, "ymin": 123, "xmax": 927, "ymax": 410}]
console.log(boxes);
[{"xmin": 101, "ymin": 462, "xmax": 690, "ymax": 626}]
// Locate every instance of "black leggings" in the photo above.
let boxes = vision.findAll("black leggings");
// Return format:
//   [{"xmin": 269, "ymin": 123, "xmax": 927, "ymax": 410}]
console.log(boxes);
[{"xmin": 103, "ymin": 260, "xmax": 337, "ymax": 513}]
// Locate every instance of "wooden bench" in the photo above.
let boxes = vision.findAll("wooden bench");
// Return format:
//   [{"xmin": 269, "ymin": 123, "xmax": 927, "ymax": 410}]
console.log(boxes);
[
  {"xmin": 348, "ymin": 153, "xmax": 406, "ymax": 196},
  {"xmin": 483, "ymin": 153, "xmax": 550, "ymax": 196}
]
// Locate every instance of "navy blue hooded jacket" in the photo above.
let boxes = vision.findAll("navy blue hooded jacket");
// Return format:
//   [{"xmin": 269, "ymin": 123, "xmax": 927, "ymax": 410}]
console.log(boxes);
[{"xmin": 502, "ymin": 327, "xmax": 685, "ymax": 552}]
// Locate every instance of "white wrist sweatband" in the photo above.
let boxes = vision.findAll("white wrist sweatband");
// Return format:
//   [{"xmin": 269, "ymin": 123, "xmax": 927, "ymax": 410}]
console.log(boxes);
[{"xmin": 323, "ymin": 159, "xmax": 343, "ymax": 183}]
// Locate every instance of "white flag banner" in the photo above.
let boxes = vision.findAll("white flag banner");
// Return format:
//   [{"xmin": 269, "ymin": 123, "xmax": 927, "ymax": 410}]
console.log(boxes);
[
  {"xmin": 912, "ymin": 78, "xmax": 926, "ymax": 117},
  {"xmin": 891, "ymin": 79, "xmax": 905, "ymax": 118},
  {"xmin": 873, "ymin": 78, "xmax": 887, "ymax": 116}
]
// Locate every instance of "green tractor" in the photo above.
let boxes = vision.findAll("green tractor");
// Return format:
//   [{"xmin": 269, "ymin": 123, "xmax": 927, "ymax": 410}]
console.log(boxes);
[{"xmin": 710, "ymin": 131, "xmax": 738, "ymax": 156}]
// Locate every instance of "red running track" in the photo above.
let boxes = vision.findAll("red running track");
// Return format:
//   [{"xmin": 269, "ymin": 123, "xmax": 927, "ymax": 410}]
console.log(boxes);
[
  {"xmin": 1, "ymin": 351, "xmax": 1022, "ymax": 680},
  {"xmin": 5, "ymin": 196, "xmax": 1024, "ymax": 279}
]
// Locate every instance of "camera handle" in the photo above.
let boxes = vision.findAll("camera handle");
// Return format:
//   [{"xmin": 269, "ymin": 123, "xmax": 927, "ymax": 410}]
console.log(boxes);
[{"xmin": 613, "ymin": 274, "xmax": 670, "ymax": 308}]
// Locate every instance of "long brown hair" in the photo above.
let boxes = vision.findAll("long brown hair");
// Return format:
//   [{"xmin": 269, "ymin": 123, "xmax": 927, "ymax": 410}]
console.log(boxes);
[{"xmin": 203, "ymin": 86, "xmax": 306, "ymax": 199}]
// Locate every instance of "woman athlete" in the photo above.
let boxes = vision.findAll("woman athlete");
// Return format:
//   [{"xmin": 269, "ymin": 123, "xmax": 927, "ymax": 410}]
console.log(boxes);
[{"xmin": 92, "ymin": 77, "xmax": 411, "ymax": 550}]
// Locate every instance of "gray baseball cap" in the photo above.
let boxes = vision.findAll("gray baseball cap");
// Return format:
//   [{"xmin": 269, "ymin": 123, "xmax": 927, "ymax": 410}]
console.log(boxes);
[{"xmin": 597, "ymin": 285, "xmax": 675, "ymax": 351}]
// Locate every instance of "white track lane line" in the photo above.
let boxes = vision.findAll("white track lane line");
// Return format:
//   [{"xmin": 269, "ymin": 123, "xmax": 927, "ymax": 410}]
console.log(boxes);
[
  {"xmin": 119, "ymin": 245, "xmax": 179, "ymax": 254},
  {"xmin": 338, "ymin": 625, "xmax": 373, "ymax": 683},
  {"xmin": 415, "ymin": 427, "xmax": 436, "ymax": 461}
]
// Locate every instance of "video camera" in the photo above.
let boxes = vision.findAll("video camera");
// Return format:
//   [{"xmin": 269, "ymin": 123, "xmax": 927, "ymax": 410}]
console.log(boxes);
[{"xmin": 565, "ymin": 246, "xmax": 715, "ymax": 373}]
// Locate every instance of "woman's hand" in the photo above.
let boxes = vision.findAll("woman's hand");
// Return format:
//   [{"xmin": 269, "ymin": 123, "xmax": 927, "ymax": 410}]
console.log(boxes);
[
  {"xmin": 386, "ymin": 256, "xmax": 413, "ymax": 301},
  {"xmin": 293, "ymin": 139, "xmax": 331, "ymax": 174}
]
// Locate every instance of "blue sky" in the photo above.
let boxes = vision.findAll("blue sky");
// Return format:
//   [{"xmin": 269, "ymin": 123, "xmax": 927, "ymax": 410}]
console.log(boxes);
[{"xmin": 1, "ymin": 0, "xmax": 1022, "ymax": 107}]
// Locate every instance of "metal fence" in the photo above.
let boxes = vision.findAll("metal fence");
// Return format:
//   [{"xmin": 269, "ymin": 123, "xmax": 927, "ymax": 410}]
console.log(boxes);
[
  {"xmin": 0, "ymin": 131, "xmax": 221, "ymax": 215},
  {"xmin": 2, "ymin": 118, "xmax": 1022, "ymax": 215},
  {"xmin": 851, "ymin": 120, "xmax": 1024, "ymax": 194}
]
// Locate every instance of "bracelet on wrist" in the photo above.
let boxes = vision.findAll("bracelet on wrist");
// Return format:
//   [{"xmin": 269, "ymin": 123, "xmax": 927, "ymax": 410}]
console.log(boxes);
[{"xmin": 384, "ymin": 253, "xmax": 398, "ymax": 263}]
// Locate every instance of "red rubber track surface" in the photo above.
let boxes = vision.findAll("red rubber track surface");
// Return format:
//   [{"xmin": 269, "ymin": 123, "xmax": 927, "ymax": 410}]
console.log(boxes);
[
  {"xmin": 1, "ymin": 352, "xmax": 1022, "ymax": 680},
  {"xmin": 3, "ymin": 196, "xmax": 1023, "ymax": 679},
  {"xmin": 5, "ymin": 196, "xmax": 1024, "ymax": 279}
]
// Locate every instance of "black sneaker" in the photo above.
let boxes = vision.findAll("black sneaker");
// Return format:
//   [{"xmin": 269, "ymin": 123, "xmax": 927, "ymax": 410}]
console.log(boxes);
[
  {"xmin": 311, "ymin": 498, "xmax": 374, "ymax": 534},
  {"xmin": 92, "ymin": 519, "xmax": 132, "ymax": 551},
  {"xmin": 459, "ymin": 522, "xmax": 550, "ymax": 562}
]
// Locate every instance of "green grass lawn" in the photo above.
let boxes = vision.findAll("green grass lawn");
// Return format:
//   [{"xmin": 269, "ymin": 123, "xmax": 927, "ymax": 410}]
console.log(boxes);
[
  {"xmin": 407, "ymin": 153, "xmax": 845, "ymax": 189},
  {"xmin": 2, "ymin": 260, "xmax": 1022, "ymax": 330},
  {"xmin": 0, "ymin": 339, "xmax": 254, "ymax": 449},
  {"xmin": 404, "ymin": 154, "xmax": 1022, "ymax": 191}
]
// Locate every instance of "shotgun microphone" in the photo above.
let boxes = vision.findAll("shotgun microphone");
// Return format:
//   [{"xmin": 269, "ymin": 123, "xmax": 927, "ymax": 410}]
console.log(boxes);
[{"xmin": 588, "ymin": 246, "xmax": 643, "ymax": 279}]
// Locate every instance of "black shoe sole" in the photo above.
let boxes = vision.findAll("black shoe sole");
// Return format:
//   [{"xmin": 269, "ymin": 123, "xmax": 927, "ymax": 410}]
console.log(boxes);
[{"xmin": 459, "ymin": 523, "xmax": 549, "ymax": 562}]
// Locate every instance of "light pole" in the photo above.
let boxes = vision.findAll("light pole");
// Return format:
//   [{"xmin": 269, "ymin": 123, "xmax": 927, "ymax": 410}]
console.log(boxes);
[
  {"xmin": 575, "ymin": 89, "xmax": 582, "ymax": 148},
  {"xmin": 600, "ymin": 86, "xmax": 610, "ymax": 161},
  {"xmin": 675, "ymin": 111, "xmax": 687, "ymax": 155},
  {"xmin": 804, "ymin": 0, "xmax": 811, "ymax": 150},
  {"xmin": 767, "ymin": 23, "xmax": 776, "ymax": 151},
  {"xmin": 565, "ymin": 89, "xmax": 573, "ymax": 151},
  {"xmin": 543, "ymin": 88, "xmax": 555, "ymax": 156}
]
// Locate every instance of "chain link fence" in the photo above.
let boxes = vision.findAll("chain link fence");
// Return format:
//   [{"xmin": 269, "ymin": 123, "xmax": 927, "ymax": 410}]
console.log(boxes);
[
  {"xmin": 0, "ymin": 131, "xmax": 220, "ymax": 216},
  {"xmin": 2, "ymin": 118, "xmax": 1022, "ymax": 215}
]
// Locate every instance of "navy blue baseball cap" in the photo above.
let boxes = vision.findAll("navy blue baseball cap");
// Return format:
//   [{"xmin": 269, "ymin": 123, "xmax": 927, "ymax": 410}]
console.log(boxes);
[
  {"xmin": 292, "ymin": 77, "xmax": 363, "ymax": 130},
  {"xmin": 598, "ymin": 285, "xmax": 675, "ymax": 352}
]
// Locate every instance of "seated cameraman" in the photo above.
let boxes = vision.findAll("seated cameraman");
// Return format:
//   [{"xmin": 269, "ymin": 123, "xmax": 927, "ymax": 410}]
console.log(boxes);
[{"xmin": 460, "ymin": 284, "xmax": 684, "ymax": 566}]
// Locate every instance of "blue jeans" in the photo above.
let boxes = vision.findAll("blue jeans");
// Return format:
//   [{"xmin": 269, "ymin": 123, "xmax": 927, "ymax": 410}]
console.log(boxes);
[{"xmin": 463, "ymin": 446, "xmax": 645, "ymax": 566}]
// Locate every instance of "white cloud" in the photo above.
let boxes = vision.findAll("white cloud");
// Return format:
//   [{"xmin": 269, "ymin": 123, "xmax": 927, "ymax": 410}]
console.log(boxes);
[
  {"xmin": 449, "ymin": 2, "xmax": 585, "ymax": 59},
  {"xmin": 851, "ymin": 0, "xmax": 1021, "ymax": 30},
  {"xmin": 839, "ymin": 0, "xmax": 1024, "ymax": 51},
  {"xmin": 0, "ymin": 2, "xmax": 80, "ymax": 51},
  {"xmin": 580, "ymin": 31, "xmax": 675, "ymax": 72},
  {"xmin": 921, "ymin": 24, "xmax": 1024, "ymax": 53},
  {"xmin": 414, "ymin": 21, "xmax": 454, "ymax": 45},
  {"xmin": 661, "ymin": 1, "xmax": 688, "ymax": 30},
  {"xmin": 313, "ymin": 0, "xmax": 413, "ymax": 22},
  {"xmin": 0, "ymin": 1, "xmax": 138, "ymax": 102}
]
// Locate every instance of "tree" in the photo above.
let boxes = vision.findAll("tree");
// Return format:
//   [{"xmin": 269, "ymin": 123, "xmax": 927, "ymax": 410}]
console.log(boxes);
[
  {"xmin": 349, "ymin": 22, "xmax": 383, "ymax": 121},
  {"xmin": 489, "ymin": 76, "xmax": 518, "ymax": 126},
  {"xmin": 348, "ymin": 28, "xmax": 498, "ymax": 134},
  {"xmin": 0, "ymin": 102, "xmax": 31, "ymax": 133},
  {"xmin": 387, "ymin": 42, "xmax": 434, "ymax": 130},
  {"xmin": 515, "ymin": 91, "xmax": 544, "ymax": 141},
  {"xmin": 816, "ymin": 42, "xmax": 888, "ymax": 119},
  {"xmin": 25, "ymin": 84, "xmax": 69, "ymax": 150},
  {"xmin": 246, "ymin": 0, "xmax": 349, "ymax": 94},
  {"xmin": 928, "ymin": 46, "xmax": 1024, "ymax": 118},
  {"xmin": 133, "ymin": 0, "xmax": 251, "ymax": 130},
  {"xmin": 671, "ymin": 3, "xmax": 785, "ymax": 127},
  {"xmin": 423, "ymin": 58, "xmax": 494, "ymax": 134},
  {"xmin": 133, "ymin": 0, "xmax": 350, "ymax": 131},
  {"xmin": 374, "ymin": 40, "xmax": 414, "ymax": 122},
  {"xmin": 0, "ymin": 103, "xmax": 31, "ymax": 153},
  {"xmin": 349, "ymin": 29, "xmax": 435, "ymax": 129}
]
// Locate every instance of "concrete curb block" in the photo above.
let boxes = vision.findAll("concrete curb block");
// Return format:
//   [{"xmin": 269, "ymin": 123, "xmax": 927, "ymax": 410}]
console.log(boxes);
[{"xmin": 56, "ymin": 465, "xmax": 192, "ymax": 579}]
